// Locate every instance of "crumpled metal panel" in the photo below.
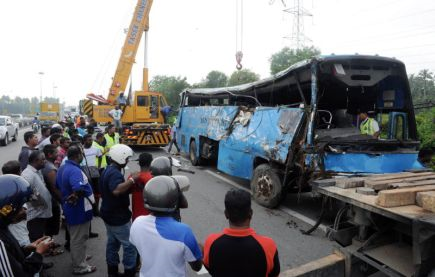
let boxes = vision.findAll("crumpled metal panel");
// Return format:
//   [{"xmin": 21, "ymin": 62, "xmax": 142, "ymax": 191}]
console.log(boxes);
[
  {"xmin": 323, "ymin": 152, "xmax": 424, "ymax": 173},
  {"xmin": 218, "ymin": 107, "xmax": 304, "ymax": 179},
  {"xmin": 178, "ymin": 106, "xmax": 239, "ymax": 151}
]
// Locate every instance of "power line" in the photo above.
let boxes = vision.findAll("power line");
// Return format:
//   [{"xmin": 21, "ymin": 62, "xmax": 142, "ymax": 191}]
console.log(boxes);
[{"xmin": 283, "ymin": 0, "xmax": 313, "ymax": 49}]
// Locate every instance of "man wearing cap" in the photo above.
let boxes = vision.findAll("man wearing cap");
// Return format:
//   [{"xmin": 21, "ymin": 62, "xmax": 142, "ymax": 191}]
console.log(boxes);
[{"xmin": 358, "ymin": 111, "xmax": 380, "ymax": 138}]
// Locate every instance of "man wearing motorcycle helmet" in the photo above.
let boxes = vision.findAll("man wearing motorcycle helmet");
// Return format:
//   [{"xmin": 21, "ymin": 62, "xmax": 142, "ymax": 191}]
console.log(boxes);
[
  {"xmin": 99, "ymin": 144, "xmax": 139, "ymax": 277},
  {"xmin": 150, "ymin": 156, "xmax": 188, "ymax": 221},
  {"xmin": 129, "ymin": 175, "xmax": 202, "ymax": 277},
  {"xmin": 0, "ymin": 174, "xmax": 53, "ymax": 276}
]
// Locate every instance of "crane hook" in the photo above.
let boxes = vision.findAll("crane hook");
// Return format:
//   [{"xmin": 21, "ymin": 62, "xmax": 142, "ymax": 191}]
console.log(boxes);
[{"xmin": 236, "ymin": 51, "xmax": 243, "ymax": 70}]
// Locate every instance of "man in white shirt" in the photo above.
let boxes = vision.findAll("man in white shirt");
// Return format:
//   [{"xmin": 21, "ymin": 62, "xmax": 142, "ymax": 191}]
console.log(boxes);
[
  {"xmin": 108, "ymin": 105, "xmax": 123, "ymax": 132},
  {"xmin": 21, "ymin": 150, "xmax": 53, "ymax": 242}
]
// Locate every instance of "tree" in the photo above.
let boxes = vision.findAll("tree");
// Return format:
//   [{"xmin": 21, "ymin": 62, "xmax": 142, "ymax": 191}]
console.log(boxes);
[
  {"xmin": 204, "ymin": 70, "xmax": 228, "ymax": 88},
  {"xmin": 409, "ymin": 69, "xmax": 435, "ymax": 103},
  {"xmin": 269, "ymin": 46, "xmax": 321, "ymax": 75},
  {"xmin": 227, "ymin": 69, "xmax": 260, "ymax": 86},
  {"xmin": 416, "ymin": 108, "xmax": 435, "ymax": 149},
  {"xmin": 149, "ymin": 75, "xmax": 190, "ymax": 107}
]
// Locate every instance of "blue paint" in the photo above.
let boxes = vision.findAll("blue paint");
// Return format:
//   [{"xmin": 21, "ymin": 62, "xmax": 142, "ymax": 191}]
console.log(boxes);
[
  {"xmin": 324, "ymin": 152, "xmax": 424, "ymax": 173},
  {"xmin": 177, "ymin": 106, "xmax": 304, "ymax": 179},
  {"xmin": 307, "ymin": 61, "xmax": 318, "ymax": 146}
]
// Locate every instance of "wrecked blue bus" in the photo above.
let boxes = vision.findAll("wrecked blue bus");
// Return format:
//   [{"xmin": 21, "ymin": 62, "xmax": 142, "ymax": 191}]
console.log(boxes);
[{"xmin": 175, "ymin": 55, "xmax": 423, "ymax": 207}]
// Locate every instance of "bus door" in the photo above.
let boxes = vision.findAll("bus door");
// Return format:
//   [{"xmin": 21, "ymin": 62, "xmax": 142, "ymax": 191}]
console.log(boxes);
[{"xmin": 135, "ymin": 95, "xmax": 151, "ymax": 121}]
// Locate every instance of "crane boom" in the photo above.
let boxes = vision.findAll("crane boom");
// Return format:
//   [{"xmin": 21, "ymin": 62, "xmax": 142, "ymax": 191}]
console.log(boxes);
[{"xmin": 108, "ymin": 0, "xmax": 153, "ymax": 104}]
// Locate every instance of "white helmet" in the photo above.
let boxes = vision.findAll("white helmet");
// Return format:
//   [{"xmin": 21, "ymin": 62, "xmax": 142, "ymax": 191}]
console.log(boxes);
[
  {"xmin": 52, "ymin": 123, "xmax": 62, "ymax": 129},
  {"xmin": 109, "ymin": 144, "xmax": 133, "ymax": 165}
]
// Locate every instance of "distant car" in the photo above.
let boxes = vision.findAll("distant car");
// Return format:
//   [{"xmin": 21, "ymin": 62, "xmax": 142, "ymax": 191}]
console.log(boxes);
[
  {"xmin": 0, "ymin": 115, "xmax": 19, "ymax": 146},
  {"xmin": 10, "ymin": 114, "xmax": 25, "ymax": 127}
]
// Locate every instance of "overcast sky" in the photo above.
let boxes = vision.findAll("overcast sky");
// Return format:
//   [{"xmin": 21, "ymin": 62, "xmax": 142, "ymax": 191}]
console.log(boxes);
[{"xmin": 1, "ymin": 0, "xmax": 434, "ymax": 106}]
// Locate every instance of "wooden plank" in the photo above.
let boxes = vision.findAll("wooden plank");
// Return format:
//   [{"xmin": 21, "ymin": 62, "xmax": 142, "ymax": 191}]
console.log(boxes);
[
  {"xmin": 356, "ymin": 187, "xmax": 377, "ymax": 195},
  {"xmin": 335, "ymin": 177, "xmax": 365, "ymax": 189},
  {"xmin": 391, "ymin": 180, "xmax": 435, "ymax": 189},
  {"xmin": 311, "ymin": 178, "xmax": 336, "ymax": 188},
  {"xmin": 318, "ymin": 186, "xmax": 434, "ymax": 224},
  {"xmin": 376, "ymin": 185, "xmax": 435, "ymax": 208},
  {"xmin": 416, "ymin": 191, "xmax": 435, "ymax": 213},
  {"xmin": 366, "ymin": 172, "xmax": 434, "ymax": 182},
  {"xmin": 365, "ymin": 174, "xmax": 435, "ymax": 190}
]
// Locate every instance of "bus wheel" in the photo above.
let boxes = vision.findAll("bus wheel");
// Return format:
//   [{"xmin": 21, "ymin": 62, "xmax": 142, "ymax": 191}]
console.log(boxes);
[
  {"xmin": 189, "ymin": 140, "xmax": 201, "ymax": 166},
  {"xmin": 251, "ymin": 164, "xmax": 282, "ymax": 208}
]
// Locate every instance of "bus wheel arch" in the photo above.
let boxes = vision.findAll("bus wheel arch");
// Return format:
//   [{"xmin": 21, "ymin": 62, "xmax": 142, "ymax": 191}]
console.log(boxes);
[
  {"xmin": 189, "ymin": 138, "xmax": 202, "ymax": 166},
  {"xmin": 251, "ymin": 163, "xmax": 282, "ymax": 208}
]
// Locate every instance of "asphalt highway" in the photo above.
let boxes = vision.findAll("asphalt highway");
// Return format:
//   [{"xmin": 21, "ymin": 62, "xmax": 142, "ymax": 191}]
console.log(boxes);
[{"xmin": 0, "ymin": 129, "xmax": 335, "ymax": 276}]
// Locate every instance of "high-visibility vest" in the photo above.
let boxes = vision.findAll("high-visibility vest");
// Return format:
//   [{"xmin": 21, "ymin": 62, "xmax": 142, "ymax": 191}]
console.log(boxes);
[
  {"xmin": 104, "ymin": 133, "xmax": 120, "ymax": 149},
  {"xmin": 92, "ymin": 141, "xmax": 107, "ymax": 168},
  {"xmin": 360, "ymin": 118, "xmax": 375, "ymax": 135}
]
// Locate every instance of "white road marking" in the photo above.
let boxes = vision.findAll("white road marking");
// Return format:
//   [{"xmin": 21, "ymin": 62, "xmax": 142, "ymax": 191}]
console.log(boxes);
[
  {"xmin": 204, "ymin": 170, "xmax": 252, "ymax": 194},
  {"xmin": 205, "ymin": 169, "xmax": 327, "ymax": 234}
]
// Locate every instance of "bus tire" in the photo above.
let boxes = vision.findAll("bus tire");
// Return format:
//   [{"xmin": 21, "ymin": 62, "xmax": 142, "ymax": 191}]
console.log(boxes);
[
  {"xmin": 251, "ymin": 164, "xmax": 282, "ymax": 208},
  {"xmin": 189, "ymin": 140, "xmax": 201, "ymax": 166}
]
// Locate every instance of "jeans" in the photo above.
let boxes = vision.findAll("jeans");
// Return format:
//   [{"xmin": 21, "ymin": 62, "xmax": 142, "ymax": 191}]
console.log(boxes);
[
  {"xmin": 113, "ymin": 119, "xmax": 122, "ymax": 130},
  {"xmin": 168, "ymin": 138, "xmax": 180, "ymax": 153},
  {"xmin": 104, "ymin": 222, "xmax": 137, "ymax": 270}
]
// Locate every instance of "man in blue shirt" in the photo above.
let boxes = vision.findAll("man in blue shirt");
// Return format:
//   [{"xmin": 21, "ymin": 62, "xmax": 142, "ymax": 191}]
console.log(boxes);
[
  {"xmin": 99, "ymin": 144, "xmax": 139, "ymax": 277},
  {"xmin": 56, "ymin": 146, "xmax": 96, "ymax": 275}
]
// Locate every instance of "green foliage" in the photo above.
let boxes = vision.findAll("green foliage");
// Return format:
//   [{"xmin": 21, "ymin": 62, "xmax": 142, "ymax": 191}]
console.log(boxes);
[
  {"xmin": 228, "ymin": 69, "xmax": 260, "ymax": 86},
  {"xmin": 0, "ymin": 95, "xmax": 40, "ymax": 115},
  {"xmin": 269, "ymin": 46, "xmax": 321, "ymax": 75},
  {"xmin": 149, "ymin": 75, "xmax": 190, "ymax": 107},
  {"xmin": 415, "ymin": 108, "xmax": 435, "ymax": 149},
  {"xmin": 409, "ymin": 69, "xmax": 435, "ymax": 104},
  {"xmin": 204, "ymin": 71, "xmax": 228, "ymax": 88}
]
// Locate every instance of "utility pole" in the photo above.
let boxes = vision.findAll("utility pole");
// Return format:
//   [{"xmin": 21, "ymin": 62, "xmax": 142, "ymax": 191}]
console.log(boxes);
[
  {"xmin": 283, "ymin": 0, "xmax": 312, "ymax": 49},
  {"xmin": 53, "ymin": 84, "xmax": 57, "ymax": 99},
  {"xmin": 38, "ymin": 72, "xmax": 44, "ymax": 102}
]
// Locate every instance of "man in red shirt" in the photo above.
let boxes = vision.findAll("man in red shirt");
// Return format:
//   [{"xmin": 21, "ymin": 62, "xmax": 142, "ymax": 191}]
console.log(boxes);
[
  {"xmin": 204, "ymin": 189, "xmax": 280, "ymax": 277},
  {"xmin": 131, "ymin": 153, "xmax": 153, "ymax": 221}
]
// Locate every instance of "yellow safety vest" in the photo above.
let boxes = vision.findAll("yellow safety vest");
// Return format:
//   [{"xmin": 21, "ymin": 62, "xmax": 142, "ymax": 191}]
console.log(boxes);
[
  {"xmin": 104, "ymin": 133, "xmax": 120, "ymax": 149},
  {"xmin": 92, "ymin": 141, "xmax": 107, "ymax": 168},
  {"xmin": 360, "ymin": 118, "xmax": 375, "ymax": 135}
]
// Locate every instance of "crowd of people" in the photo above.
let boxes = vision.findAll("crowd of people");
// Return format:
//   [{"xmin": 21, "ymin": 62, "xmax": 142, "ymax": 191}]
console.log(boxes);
[{"xmin": 0, "ymin": 116, "xmax": 281, "ymax": 277}]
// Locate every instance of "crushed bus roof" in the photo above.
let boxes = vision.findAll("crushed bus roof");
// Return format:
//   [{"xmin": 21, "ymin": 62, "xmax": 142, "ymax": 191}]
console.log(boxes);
[{"xmin": 183, "ymin": 55, "xmax": 405, "ymax": 96}]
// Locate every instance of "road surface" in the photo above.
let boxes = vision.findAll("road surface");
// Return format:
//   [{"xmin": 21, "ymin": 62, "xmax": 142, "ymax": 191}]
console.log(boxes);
[{"xmin": 1, "ymin": 128, "xmax": 335, "ymax": 276}]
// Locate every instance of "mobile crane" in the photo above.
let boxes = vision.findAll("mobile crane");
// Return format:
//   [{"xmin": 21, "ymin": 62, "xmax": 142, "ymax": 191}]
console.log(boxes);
[{"xmin": 82, "ymin": 0, "xmax": 171, "ymax": 146}]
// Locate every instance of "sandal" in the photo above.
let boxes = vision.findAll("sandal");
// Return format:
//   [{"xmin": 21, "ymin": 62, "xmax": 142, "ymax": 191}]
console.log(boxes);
[
  {"xmin": 72, "ymin": 265, "xmax": 97, "ymax": 275},
  {"xmin": 44, "ymin": 248, "xmax": 64, "ymax": 257}
]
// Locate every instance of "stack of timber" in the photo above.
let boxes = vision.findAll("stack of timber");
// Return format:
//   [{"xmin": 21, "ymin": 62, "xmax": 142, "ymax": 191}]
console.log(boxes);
[{"xmin": 330, "ymin": 171, "xmax": 435, "ymax": 212}]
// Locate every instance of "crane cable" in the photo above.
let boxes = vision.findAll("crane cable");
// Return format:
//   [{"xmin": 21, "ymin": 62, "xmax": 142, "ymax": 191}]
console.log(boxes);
[{"xmin": 235, "ymin": 0, "xmax": 244, "ymax": 70}]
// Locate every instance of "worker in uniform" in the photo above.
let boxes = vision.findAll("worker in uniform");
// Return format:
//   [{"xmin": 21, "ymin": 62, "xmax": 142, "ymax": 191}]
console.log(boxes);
[
  {"xmin": 129, "ymin": 175, "xmax": 203, "ymax": 277},
  {"xmin": 0, "ymin": 174, "xmax": 53, "ymax": 276},
  {"xmin": 203, "ymin": 189, "xmax": 280, "ymax": 277},
  {"xmin": 104, "ymin": 124, "xmax": 120, "ymax": 150},
  {"xmin": 358, "ymin": 111, "xmax": 380, "ymax": 138}
]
